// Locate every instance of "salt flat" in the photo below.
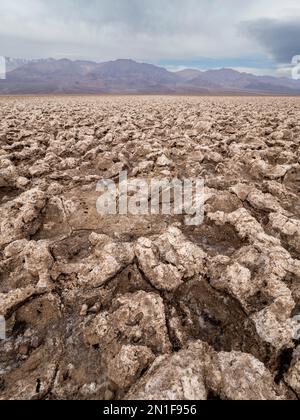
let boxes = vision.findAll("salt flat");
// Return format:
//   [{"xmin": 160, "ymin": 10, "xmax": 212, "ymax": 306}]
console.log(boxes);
[{"xmin": 0, "ymin": 95, "xmax": 300, "ymax": 400}]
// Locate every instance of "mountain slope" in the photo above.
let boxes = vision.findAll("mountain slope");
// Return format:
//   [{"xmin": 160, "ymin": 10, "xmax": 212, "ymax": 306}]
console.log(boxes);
[
  {"xmin": 175, "ymin": 69, "xmax": 202, "ymax": 81},
  {"xmin": 188, "ymin": 68, "xmax": 300, "ymax": 93},
  {"xmin": 0, "ymin": 59, "xmax": 181, "ymax": 94},
  {"xmin": 0, "ymin": 59, "xmax": 300, "ymax": 94}
]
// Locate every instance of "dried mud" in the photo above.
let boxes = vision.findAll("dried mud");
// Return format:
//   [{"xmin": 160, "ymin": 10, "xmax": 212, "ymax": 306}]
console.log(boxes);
[{"xmin": 0, "ymin": 95, "xmax": 300, "ymax": 400}]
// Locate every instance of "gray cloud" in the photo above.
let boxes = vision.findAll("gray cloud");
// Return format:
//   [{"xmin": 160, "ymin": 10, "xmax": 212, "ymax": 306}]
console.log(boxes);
[
  {"xmin": 0, "ymin": 0, "xmax": 256, "ymax": 61},
  {"xmin": 43, "ymin": 0, "xmax": 231, "ymax": 34},
  {"xmin": 0, "ymin": 0, "xmax": 299, "ymax": 76},
  {"xmin": 243, "ymin": 18, "xmax": 300, "ymax": 63}
]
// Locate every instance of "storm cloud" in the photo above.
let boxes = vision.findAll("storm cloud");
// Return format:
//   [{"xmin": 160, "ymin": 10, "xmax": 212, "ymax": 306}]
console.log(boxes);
[{"xmin": 243, "ymin": 18, "xmax": 300, "ymax": 63}]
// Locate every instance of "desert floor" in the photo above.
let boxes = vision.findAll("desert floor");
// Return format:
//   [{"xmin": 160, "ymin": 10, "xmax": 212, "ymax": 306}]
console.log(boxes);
[{"xmin": 0, "ymin": 95, "xmax": 300, "ymax": 400}]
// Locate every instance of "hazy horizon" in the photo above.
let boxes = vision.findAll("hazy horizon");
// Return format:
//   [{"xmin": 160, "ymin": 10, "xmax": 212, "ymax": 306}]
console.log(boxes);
[{"xmin": 3, "ymin": 56, "xmax": 298, "ymax": 81}]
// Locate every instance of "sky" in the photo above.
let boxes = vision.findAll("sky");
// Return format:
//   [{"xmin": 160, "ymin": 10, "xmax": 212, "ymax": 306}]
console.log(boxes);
[{"xmin": 0, "ymin": 0, "xmax": 300, "ymax": 77}]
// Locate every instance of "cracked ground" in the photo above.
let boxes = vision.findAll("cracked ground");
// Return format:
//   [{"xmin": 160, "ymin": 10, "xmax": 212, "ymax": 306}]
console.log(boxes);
[{"xmin": 0, "ymin": 95, "xmax": 300, "ymax": 400}]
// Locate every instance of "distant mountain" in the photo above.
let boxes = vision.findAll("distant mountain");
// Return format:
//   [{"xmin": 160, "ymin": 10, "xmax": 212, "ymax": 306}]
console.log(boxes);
[
  {"xmin": 5, "ymin": 57, "xmax": 54, "ymax": 73},
  {"xmin": 0, "ymin": 58, "xmax": 183, "ymax": 94},
  {"xmin": 175, "ymin": 69, "xmax": 202, "ymax": 81},
  {"xmin": 0, "ymin": 58, "xmax": 300, "ymax": 94},
  {"xmin": 90, "ymin": 59, "xmax": 180, "ymax": 92},
  {"xmin": 186, "ymin": 68, "xmax": 300, "ymax": 93}
]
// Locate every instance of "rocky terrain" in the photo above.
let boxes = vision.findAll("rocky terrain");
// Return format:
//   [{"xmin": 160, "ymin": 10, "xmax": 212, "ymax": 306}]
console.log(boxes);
[{"xmin": 0, "ymin": 95, "xmax": 300, "ymax": 400}]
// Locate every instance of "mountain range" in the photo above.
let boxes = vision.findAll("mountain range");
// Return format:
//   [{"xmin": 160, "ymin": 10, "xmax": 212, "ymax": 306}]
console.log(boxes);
[{"xmin": 0, "ymin": 58, "xmax": 300, "ymax": 95}]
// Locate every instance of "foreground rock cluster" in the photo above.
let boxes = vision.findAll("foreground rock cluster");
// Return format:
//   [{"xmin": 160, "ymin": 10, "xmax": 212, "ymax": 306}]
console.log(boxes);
[{"xmin": 0, "ymin": 95, "xmax": 299, "ymax": 400}]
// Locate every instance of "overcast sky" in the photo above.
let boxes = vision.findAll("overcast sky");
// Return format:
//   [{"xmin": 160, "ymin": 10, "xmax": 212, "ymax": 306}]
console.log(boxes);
[{"xmin": 0, "ymin": 0, "xmax": 300, "ymax": 76}]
